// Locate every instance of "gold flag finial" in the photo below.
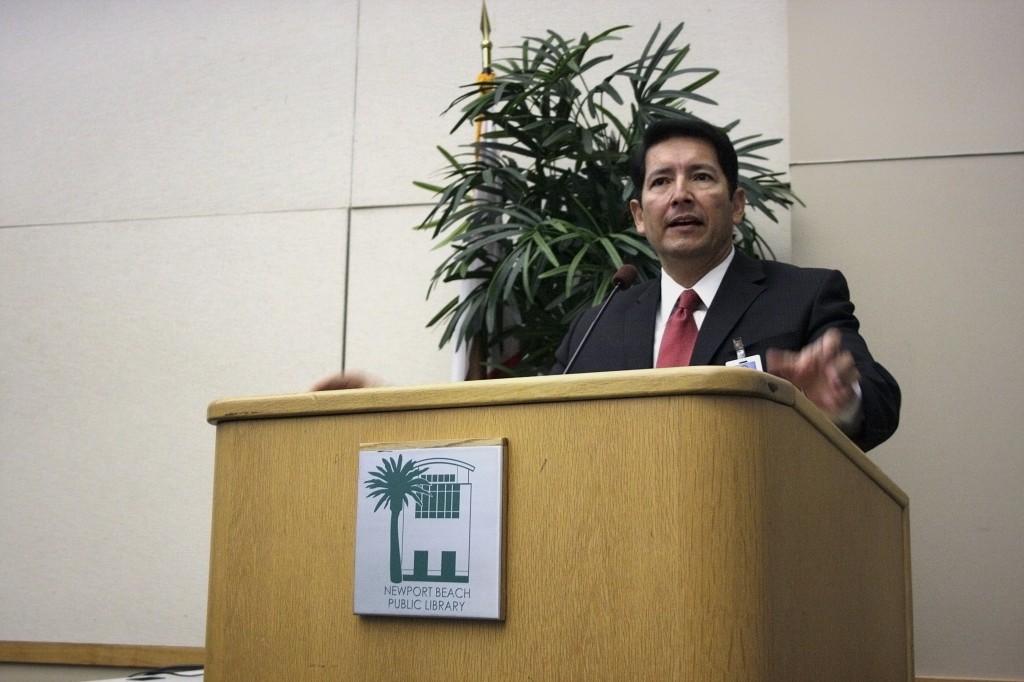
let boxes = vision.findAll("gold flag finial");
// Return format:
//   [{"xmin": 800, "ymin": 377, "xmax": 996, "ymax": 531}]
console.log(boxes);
[{"xmin": 480, "ymin": 1, "xmax": 492, "ymax": 73}]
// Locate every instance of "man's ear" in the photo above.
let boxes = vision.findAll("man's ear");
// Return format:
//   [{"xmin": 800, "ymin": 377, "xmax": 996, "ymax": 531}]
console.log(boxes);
[
  {"xmin": 731, "ymin": 187, "xmax": 746, "ymax": 225},
  {"xmin": 630, "ymin": 198, "xmax": 646, "ymax": 235}
]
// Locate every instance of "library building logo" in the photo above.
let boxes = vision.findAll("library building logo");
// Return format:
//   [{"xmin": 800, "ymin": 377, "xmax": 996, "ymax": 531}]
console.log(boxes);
[{"xmin": 353, "ymin": 441, "xmax": 505, "ymax": 620}]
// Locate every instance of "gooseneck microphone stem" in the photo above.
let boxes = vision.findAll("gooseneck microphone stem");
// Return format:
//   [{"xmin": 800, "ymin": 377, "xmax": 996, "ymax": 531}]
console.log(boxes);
[{"xmin": 562, "ymin": 265, "xmax": 638, "ymax": 375}]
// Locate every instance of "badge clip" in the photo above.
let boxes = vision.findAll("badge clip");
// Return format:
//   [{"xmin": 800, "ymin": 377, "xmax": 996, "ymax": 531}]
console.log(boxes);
[{"xmin": 725, "ymin": 337, "xmax": 763, "ymax": 371}]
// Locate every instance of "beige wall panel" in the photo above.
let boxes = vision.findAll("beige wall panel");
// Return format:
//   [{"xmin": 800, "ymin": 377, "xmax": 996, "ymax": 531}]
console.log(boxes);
[
  {"xmin": 0, "ymin": 1, "xmax": 357, "ymax": 227},
  {"xmin": 344, "ymin": 205, "xmax": 459, "ymax": 385},
  {"xmin": 789, "ymin": 0, "xmax": 1024, "ymax": 162},
  {"xmin": 0, "ymin": 211, "xmax": 346, "ymax": 646},
  {"xmin": 790, "ymin": 2, "xmax": 1024, "ymax": 675},
  {"xmin": 790, "ymin": 156, "xmax": 1024, "ymax": 678},
  {"xmin": 351, "ymin": 0, "xmax": 792, "ymax": 256}
]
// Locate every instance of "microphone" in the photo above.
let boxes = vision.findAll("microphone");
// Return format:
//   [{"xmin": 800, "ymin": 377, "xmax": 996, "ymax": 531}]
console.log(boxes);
[{"xmin": 561, "ymin": 264, "xmax": 638, "ymax": 374}]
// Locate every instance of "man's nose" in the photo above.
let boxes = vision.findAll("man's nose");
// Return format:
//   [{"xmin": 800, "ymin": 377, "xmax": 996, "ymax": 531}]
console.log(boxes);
[{"xmin": 670, "ymin": 180, "xmax": 694, "ymax": 204}]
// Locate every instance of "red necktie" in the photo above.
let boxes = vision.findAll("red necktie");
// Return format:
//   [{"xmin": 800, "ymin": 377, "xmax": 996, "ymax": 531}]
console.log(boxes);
[{"xmin": 656, "ymin": 289, "xmax": 702, "ymax": 367}]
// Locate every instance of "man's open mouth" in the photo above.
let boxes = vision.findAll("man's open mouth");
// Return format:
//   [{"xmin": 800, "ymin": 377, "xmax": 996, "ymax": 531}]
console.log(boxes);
[{"xmin": 668, "ymin": 215, "xmax": 702, "ymax": 228}]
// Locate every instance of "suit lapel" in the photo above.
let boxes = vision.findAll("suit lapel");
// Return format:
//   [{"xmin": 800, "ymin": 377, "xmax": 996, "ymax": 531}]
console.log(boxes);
[
  {"xmin": 622, "ymin": 278, "xmax": 659, "ymax": 369},
  {"xmin": 691, "ymin": 252, "xmax": 767, "ymax": 366}
]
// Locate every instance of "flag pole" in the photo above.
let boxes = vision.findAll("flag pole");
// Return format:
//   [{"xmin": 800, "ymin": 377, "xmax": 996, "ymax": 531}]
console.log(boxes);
[{"xmin": 455, "ymin": 1, "xmax": 495, "ymax": 381}]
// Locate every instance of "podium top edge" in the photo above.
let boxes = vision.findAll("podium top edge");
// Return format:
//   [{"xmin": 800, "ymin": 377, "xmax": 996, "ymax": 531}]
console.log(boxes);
[
  {"xmin": 207, "ymin": 367, "xmax": 794, "ymax": 425},
  {"xmin": 207, "ymin": 366, "xmax": 908, "ymax": 507}
]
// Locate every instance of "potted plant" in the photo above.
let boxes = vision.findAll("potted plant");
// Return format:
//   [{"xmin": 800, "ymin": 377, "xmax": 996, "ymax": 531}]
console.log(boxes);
[{"xmin": 415, "ymin": 22, "xmax": 799, "ymax": 378}]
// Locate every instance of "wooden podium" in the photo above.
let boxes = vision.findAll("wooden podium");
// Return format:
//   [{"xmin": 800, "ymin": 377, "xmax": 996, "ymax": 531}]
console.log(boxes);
[{"xmin": 205, "ymin": 367, "xmax": 912, "ymax": 681}]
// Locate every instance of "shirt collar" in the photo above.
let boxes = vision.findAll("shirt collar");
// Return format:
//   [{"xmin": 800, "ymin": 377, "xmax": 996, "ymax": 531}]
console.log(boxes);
[{"xmin": 658, "ymin": 246, "xmax": 736, "ymax": 319}]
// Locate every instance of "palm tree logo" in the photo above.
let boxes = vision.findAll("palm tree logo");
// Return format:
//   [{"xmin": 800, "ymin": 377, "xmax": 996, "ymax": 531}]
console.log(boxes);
[{"xmin": 364, "ymin": 455, "xmax": 430, "ymax": 584}]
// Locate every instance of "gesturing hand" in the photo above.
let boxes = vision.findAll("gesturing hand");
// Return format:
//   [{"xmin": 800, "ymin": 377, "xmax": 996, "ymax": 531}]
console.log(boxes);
[{"xmin": 767, "ymin": 328, "xmax": 861, "ymax": 419}]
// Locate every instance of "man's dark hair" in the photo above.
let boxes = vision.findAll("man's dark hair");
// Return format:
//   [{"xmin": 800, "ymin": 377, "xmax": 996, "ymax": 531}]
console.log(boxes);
[{"xmin": 629, "ymin": 117, "xmax": 739, "ymax": 201}]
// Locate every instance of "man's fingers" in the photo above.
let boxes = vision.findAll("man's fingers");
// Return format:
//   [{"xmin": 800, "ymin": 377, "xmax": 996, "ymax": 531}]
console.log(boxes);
[
  {"xmin": 309, "ymin": 371, "xmax": 381, "ymax": 392},
  {"xmin": 767, "ymin": 347, "xmax": 797, "ymax": 376},
  {"xmin": 831, "ymin": 350, "xmax": 859, "ymax": 386},
  {"xmin": 811, "ymin": 328, "xmax": 839, "ymax": 362}
]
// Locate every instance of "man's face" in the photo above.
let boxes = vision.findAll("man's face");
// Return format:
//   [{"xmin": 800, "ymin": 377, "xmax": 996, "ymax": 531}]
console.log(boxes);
[{"xmin": 630, "ymin": 137, "xmax": 745, "ymax": 280}]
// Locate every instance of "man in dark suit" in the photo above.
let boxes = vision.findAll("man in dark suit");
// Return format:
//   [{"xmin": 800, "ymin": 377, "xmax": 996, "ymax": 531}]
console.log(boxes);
[{"xmin": 551, "ymin": 118, "xmax": 900, "ymax": 452}]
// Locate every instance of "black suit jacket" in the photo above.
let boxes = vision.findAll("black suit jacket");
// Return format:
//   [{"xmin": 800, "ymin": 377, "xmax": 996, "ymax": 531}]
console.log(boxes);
[{"xmin": 551, "ymin": 251, "xmax": 900, "ymax": 451}]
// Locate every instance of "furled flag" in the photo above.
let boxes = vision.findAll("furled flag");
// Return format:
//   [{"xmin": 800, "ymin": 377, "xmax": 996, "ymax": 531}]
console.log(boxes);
[{"xmin": 450, "ymin": 2, "xmax": 520, "ymax": 380}]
